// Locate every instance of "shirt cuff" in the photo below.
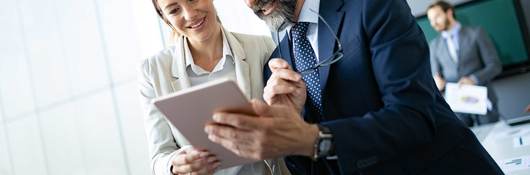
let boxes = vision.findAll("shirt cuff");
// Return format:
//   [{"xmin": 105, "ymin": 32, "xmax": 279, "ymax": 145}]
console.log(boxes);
[{"xmin": 166, "ymin": 151, "xmax": 180, "ymax": 175}]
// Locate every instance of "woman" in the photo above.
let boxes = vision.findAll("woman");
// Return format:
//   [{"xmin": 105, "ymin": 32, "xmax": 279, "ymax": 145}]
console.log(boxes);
[{"xmin": 138, "ymin": 0, "xmax": 289, "ymax": 174}]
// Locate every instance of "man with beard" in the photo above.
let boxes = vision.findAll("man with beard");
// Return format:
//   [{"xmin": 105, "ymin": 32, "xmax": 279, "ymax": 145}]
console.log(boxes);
[
  {"xmin": 205, "ymin": 0, "xmax": 503, "ymax": 174},
  {"xmin": 427, "ymin": 1, "xmax": 502, "ymax": 127}
]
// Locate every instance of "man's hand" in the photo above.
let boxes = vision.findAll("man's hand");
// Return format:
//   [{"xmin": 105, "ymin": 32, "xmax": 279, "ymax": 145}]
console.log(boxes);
[
  {"xmin": 204, "ymin": 100, "xmax": 319, "ymax": 160},
  {"xmin": 263, "ymin": 58, "xmax": 306, "ymax": 113},
  {"xmin": 525, "ymin": 104, "xmax": 530, "ymax": 113},
  {"xmin": 458, "ymin": 76, "xmax": 477, "ymax": 86},
  {"xmin": 433, "ymin": 73, "xmax": 446, "ymax": 91}
]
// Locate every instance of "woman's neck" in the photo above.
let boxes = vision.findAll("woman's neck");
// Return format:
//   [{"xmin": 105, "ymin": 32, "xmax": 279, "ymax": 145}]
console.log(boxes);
[{"xmin": 188, "ymin": 26, "xmax": 224, "ymax": 72}]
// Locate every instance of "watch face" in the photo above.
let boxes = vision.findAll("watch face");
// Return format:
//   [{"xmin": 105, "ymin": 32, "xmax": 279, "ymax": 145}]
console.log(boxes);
[{"xmin": 319, "ymin": 139, "xmax": 332, "ymax": 153}]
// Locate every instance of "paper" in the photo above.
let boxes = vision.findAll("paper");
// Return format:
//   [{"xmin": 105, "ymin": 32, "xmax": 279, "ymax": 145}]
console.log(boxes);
[
  {"xmin": 513, "ymin": 135, "xmax": 530, "ymax": 148},
  {"xmin": 445, "ymin": 83, "xmax": 488, "ymax": 115},
  {"xmin": 499, "ymin": 156, "xmax": 530, "ymax": 173}
]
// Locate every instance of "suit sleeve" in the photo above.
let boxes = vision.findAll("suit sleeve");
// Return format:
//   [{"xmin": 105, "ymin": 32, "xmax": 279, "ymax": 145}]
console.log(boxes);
[
  {"xmin": 137, "ymin": 58, "xmax": 179, "ymax": 175},
  {"xmin": 321, "ymin": 0, "xmax": 438, "ymax": 174},
  {"xmin": 469, "ymin": 28, "xmax": 502, "ymax": 85}
]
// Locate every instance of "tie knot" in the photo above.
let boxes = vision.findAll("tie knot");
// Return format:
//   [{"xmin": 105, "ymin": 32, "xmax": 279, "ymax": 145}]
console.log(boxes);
[{"xmin": 291, "ymin": 22, "xmax": 310, "ymax": 37}]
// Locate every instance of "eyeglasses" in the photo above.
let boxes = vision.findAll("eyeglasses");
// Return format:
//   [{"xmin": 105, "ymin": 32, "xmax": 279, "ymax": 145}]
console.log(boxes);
[{"xmin": 275, "ymin": 9, "xmax": 344, "ymax": 75}]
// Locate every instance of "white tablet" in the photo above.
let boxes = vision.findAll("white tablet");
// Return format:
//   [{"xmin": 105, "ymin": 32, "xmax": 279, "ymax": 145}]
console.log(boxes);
[{"xmin": 153, "ymin": 78, "xmax": 256, "ymax": 170}]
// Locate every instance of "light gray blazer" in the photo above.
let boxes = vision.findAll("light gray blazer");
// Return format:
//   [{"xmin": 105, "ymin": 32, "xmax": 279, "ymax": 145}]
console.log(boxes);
[
  {"xmin": 138, "ymin": 30, "xmax": 290, "ymax": 175},
  {"xmin": 429, "ymin": 26, "xmax": 502, "ymax": 105}
]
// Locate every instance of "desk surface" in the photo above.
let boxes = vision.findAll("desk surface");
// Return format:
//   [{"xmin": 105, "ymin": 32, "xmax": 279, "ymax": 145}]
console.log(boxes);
[{"xmin": 472, "ymin": 121, "xmax": 530, "ymax": 175}]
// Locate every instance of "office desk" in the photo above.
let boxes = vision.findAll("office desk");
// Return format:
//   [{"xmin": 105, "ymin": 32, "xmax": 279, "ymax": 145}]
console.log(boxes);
[{"xmin": 472, "ymin": 121, "xmax": 530, "ymax": 175}]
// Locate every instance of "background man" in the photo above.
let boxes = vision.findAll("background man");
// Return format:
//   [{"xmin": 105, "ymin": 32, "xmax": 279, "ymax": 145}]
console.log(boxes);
[{"xmin": 427, "ymin": 1, "xmax": 503, "ymax": 126}]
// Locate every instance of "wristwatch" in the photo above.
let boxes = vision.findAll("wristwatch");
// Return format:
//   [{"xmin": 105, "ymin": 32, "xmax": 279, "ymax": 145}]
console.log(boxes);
[{"xmin": 313, "ymin": 125, "xmax": 334, "ymax": 160}]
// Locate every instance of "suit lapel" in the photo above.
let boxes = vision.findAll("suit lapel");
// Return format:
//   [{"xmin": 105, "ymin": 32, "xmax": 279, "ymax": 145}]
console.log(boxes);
[
  {"xmin": 225, "ymin": 30, "xmax": 252, "ymax": 99},
  {"xmin": 438, "ymin": 37, "xmax": 458, "ymax": 68},
  {"xmin": 457, "ymin": 27, "xmax": 468, "ymax": 68},
  {"xmin": 318, "ymin": 0, "xmax": 344, "ymax": 102},
  {"xmin": 278, "ymin": 33, "xmax": 294, "ymax": 67}
]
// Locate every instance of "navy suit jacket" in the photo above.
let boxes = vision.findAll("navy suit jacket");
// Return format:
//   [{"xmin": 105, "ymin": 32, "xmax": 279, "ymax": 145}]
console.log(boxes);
[{"xmin": 264, "ymin": 0, "xmax": 503, "ymax": 174}]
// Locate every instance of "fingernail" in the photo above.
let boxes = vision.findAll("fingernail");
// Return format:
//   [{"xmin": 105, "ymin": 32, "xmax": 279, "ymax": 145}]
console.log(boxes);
[
  {"xmin": 212, "ymin": 114, "xmax": 220, "ymax": 121},
  {"xmin": 199, "ymin": 152, "xmax": 209, "ymax": 158},
  {"xmin": 191, "ymin": 150, "xmax": 200, "ymax": 156},
  {"xmin": 207, "ymin": 157, "xmax": 218, "ymax": 163},
  {"xmin": 204, "ymin": 126, "xmax": 210, "ymax": 133}
]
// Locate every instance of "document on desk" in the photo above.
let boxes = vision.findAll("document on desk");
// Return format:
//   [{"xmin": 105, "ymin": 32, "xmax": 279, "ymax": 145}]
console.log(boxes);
[
  {"xmin": 153, "ymin": 79, "xmax": 256, "ymax": 170},
  {"xmin": 499, "ymin": 155, "xmax": 530, "ymax": 173},
  {"xmin": 445, "ymin": 83, "xmax": 488, "ymax": 115}
]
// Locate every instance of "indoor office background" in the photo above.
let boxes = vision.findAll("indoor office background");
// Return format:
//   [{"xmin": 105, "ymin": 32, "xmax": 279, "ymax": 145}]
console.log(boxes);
[{"xmin": 1, "ymin": 0, "xmax": 530, "ymax": 175}]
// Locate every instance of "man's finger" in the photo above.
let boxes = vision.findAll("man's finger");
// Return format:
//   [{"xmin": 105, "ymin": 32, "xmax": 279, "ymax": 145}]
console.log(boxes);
[
  {"xmin": 268, "ymin": 58, "xmax": 291, "ymax": 71},
  {"xmin": 264, "ymin": 80, "xmax": 296, "ymax": 96},
  {"xmin": 207, "ymin": 133, "xmax": 262, "ymax": 160},
  {"xmin": 269, "ymin": 68, "xmax": 302, "ymax": 82},
  {"xmin": 210, "ymin": 112, "xmax": 261, "ymax": 130},
  {"xmin": 205, "ymin": 124, "xmax": 246, "ymax": 141},
  {"xmin": 207, "ymin": 133, "xmax": 240, "ymax": 154},
  {"xmin": 250, "ymin": 100, "xmax": 272, "ymax": 117},
  {"xmin": 269, "ymin": 73, "xmax": 305, "ymax": 87}
]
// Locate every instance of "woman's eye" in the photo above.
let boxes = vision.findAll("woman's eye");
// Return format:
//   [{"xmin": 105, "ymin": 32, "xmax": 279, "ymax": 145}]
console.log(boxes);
[{"xmin": 168, "ymin": 7, "xmax": 180, "ymax": 15}]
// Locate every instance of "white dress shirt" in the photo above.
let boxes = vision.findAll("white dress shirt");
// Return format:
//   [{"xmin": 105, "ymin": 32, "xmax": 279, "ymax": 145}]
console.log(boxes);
[
  {"xmin": 183, "ymin": 29, "xmax": 237, "ymax": 86},
  {"xmin": 281, "ymin": 0, "xmax": 321, "ymax": 60},
  {"xmin": 442, "ymin": 22, "xmax": 462, "ymax": 63}
]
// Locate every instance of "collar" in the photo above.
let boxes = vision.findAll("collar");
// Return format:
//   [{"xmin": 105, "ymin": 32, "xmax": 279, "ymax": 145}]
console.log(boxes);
[
  {"xmin": 279, "ymin": 0, "xmax": 320, "ymax": 35},
  {"xmin": 184, "ymin": 28, "xmax": 233, "ymax": 69},
  {"xmin": 298, "ymin": 0, "xmax": 320, "ymax": 24},
  {"xmin": 441, "ymin": 22, "xmax": 461, "ymax": 39}
]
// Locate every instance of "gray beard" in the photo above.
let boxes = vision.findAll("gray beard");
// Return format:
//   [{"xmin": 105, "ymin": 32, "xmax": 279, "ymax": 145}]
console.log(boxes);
[{"xmin": 252, "ymin": 0, "xmax": 297, "ymax": 31}]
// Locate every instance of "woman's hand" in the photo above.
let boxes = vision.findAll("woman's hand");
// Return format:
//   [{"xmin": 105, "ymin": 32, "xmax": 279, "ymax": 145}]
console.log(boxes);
[{"xmin": 170, "ymin": 146, "xmax": 220, "ymax": 175}]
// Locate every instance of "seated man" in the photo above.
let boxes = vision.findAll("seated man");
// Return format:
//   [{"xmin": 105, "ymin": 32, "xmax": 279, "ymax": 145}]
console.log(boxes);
[{"xmin": 427, "ymin": 1, "xmax": 502, "ymax": 126}]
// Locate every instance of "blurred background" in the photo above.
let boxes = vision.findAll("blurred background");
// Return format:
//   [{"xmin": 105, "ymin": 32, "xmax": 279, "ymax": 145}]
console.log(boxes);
[{"xmin": 0, "ymin": 0, "xmax": 529, "ymax": 175}]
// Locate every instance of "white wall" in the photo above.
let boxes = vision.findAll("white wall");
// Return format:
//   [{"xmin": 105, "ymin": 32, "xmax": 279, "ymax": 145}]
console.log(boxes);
[
  {"xmin": 0, "ymin": 0, "xmax": 271, "ymax": 175},
  {"xmin": 0, "ymin": 0, "xmax": 164, "ymax": 174},
  {"xmin": 214, "ymin": 0, "xmax": 271, "ymax": 36}
]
